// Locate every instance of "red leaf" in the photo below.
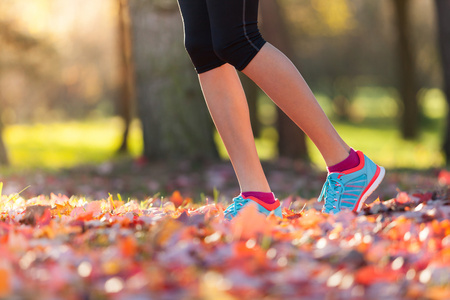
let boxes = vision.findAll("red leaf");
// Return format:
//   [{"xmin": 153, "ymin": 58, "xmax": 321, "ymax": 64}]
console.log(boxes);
[
  {"xmin": 355, "ymin": 266, "xmax": 400, "ymax": 285},
  {"xmin": 395, "ymin": 192, "xmax": 411, "ymax": 204},
  {"xmin": 438, "ymin": 170, "xmax": 450, "ymax": 186},
  {"xmin": 20, "ymin": 205, "xmax": 52, "ymax": 226},
  {"xmin": 412, "ymin": 192, "xmax": 433, "ymax": 203},
  {"xmin": 36, "ymin": 209, "xmax": 51, "ymax": 226}
]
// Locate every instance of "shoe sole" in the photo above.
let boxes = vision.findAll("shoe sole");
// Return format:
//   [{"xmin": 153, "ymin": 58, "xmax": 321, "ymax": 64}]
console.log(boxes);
[
  {"xmin": 258, "ymin": 205, "xmax": 283, "ymax": 218},
  {"xmin": 225, "ymin": 201, "xmax": 283, "ymax": 220},
  {"xmin": 355, "ymin": 166, "xmax": 386, "ymax": 212}
]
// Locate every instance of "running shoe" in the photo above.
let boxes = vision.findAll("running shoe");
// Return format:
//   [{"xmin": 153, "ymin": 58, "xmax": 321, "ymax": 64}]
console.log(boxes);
[
  {"xmin": 318, "ymin": 150, "xmax": 385, "ymax": 214},
  {"xmin": 224, "ymin": 194, "xmax": 283, "ymax": 220}
]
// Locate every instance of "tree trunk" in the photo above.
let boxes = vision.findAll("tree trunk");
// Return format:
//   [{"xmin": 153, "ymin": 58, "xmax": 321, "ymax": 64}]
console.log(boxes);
[
  {"xmin": 393, "ymin": 0, "xmax": 419, "ymax": 139},
  {"xmin": 435, "ymin": 0, "xmax": 450, "ymax": 164},
  {"xmin": 260, "ymin": 0, "xmax": 308, "ymax": 160},
  {"xmin": 0, "ymin": 120, "xmax": 9, "ymax": 166},
  {"xmin": 128, "ymin": 0, "xmax": 217, "ymax": 161},
  {"xmin": 117, "ymin": 0, "xmax": 135, "ymax": 154},
  {"xmin": 0, "ymin": 65, "xmax": 8, "ymax": 166}
]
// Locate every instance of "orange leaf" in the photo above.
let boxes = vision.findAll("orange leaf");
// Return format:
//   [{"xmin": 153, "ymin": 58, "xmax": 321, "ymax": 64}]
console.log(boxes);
[
  {"xmin": 355, "ymin": 265, "xmax": 400, "ymax": 285},
  {"xmin": 230, "ymin": 203, "xmax": 275, "ymax": 240},
  {"xmin": 0, "ymin": 267, "xmax": 11, "ymax": 297},
  {"xmin": 51, "ymin": 203, "xmax": 73, "ymax": 216},
  {"xmin": 298, "ymin": 210, "xmax": 323, "ymax": 229},
  {"xmin": 395, "ymin": 192, "xmax": 411, "ymax": 204},
  {"xmin": 170, "ymin": 191, "xmax": 184, "ymax": 208},
  {"xmin": 119, "ymin": 236, "xmax": 138, "ymax": 257}
]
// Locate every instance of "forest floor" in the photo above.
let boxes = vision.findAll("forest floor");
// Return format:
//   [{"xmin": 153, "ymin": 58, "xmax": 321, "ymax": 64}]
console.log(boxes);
[{"xmin": 0, "ymin": 159, "xmax": 449, "ymax": 299}]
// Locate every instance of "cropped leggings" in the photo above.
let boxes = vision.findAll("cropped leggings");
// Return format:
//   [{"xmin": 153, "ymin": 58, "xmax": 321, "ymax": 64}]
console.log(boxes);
[{"xmin": 177, "ymin": 0, "xmax": 266, "ymax": 74}]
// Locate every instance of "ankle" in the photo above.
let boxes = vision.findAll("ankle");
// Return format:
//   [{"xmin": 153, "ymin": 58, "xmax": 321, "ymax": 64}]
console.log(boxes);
[
  {"xmin": 327, "ymin": 148, "xmax": 360, "ymax": 173},
  {"xmin": 241, "ymin": 191, "xmax": 276, "ymax": 204},
  {"xmin": 322, "ymin": 144, "xmax": 351, "ymax": 166}
]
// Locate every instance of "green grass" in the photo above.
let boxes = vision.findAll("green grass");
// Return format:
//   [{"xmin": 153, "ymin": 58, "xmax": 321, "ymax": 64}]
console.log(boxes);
[
  {"xmin": 308, "ymin": 119, "xmax": 445, "ymax": 169},
  {"xmin": 3, "ymin": 118, "xmax": 143, "ymax": 170},
  {"xmin": 1, "ymin": 88, "xmax": 448, "ymax": 171},
  {"xmin": 310, "ymin": 87, "xmax": 447, "ymax": 169},
  {"xmin": 251, "ymin": 87, "xmax": 447, "ymax": 169},
  {"xmin": 213, "ymin": 115, "xmax": 445, "ymax": 170}
]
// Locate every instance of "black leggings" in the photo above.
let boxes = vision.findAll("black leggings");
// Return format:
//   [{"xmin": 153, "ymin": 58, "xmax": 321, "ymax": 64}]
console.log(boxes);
[{"xmin": 177, "ymin": 0, "xmax": 266, "ymax": 74}]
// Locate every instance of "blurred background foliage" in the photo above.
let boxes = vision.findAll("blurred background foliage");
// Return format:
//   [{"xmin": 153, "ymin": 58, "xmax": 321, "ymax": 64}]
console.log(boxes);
[{"xmin": 0, "ymin": 0, "xmax": 448, "ymax": 172}]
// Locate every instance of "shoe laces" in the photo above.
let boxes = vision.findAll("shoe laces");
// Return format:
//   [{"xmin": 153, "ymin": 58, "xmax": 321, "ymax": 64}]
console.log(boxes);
[
  {"xmin": 318, "ymin": 174, "xmax": 343, "ymax": 213},
  {"xmin": 224, "ymin": 196, "xmax": 249, "ymax": 219}
]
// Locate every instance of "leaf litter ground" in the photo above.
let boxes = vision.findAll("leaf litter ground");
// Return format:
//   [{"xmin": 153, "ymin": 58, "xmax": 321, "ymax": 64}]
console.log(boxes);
[{"xmin": 0, "ymin": 161, "xmax": 449, "ymax": 299}]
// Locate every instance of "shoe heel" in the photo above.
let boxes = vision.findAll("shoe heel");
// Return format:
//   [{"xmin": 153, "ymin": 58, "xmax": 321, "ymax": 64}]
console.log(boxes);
[{"xmin": 355, "ymin": 166, "xmax": 385, "ymax": 212}]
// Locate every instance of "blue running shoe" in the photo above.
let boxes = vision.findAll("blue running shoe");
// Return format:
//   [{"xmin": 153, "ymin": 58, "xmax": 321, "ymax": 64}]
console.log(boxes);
[
  {"xmin": 318, "ymin": 151, "xmax": 385, "ymax": 214},
  {"xmin": 224, "ymin": 194, "xmax": 283, "ymax": 220}
]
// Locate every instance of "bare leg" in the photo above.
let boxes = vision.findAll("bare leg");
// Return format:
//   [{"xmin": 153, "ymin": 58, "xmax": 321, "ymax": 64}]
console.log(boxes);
[
  {"xmin": 243, "ymin": 43, "xmax": 350, "ymax": 166},
  {"xmin": 199, "ymin": 64, "xmax": 271, "ymax": 193}
]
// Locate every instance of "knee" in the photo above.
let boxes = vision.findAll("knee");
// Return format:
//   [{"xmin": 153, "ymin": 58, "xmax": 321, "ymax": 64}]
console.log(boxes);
[
  {"xmin": 184, "ymin": 37, "xmax": 225, "ymax": 74},
  {"xmin": 212, "ymin": 41, "xmax": 233, "ymax": 64},
  {"xmin": 184, "ymin": 38, "xmax": 208, "ymax": 62},
  {"xmin": 212, "ymin": 35, "xmax": 266, "ymax": 71}
]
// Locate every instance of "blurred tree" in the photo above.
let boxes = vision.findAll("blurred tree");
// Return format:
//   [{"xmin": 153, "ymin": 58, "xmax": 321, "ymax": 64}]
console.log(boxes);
[
  {"xmin": 393, "ymin": 0, "xmax": 420, "ymax": 139},
  {"xmin": 0, "ymin": 18, "xmax": 55, "ymax": 166},
  {"xmin": 0, "ymin": 1, "xmax": 113, "ymax": 125},
  {"xmin": 0, "ymin": 120, "xmax": 8, "ymax": 166},
  {"xmin": 128, "ymin": 0, "xmax": 217, "ymax": 161},
  {"xmin": 435, "ymin": 0, "xmax": 450, "ymax": 163},
  {"xmin": 116, "ymin": 0, "xmax": 135, "ymax": 154},
  {"xmin": 260, "ymin": 0, "xmax": 308, "ymax": 160},
  {"xmin": 281, "ymin": 0, "xmax": 361, "ymax": 121}
]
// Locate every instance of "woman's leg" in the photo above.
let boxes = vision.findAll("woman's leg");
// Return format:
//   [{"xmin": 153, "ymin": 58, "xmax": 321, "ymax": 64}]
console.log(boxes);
[
  {"xmin": 242, "ymin": 43, "xmax": 385, "ymax": 214},
  {"xmin": 204, "ymin": 0, "xmax": 349, "ymax": 166},
  {"xmin": 199, "ymin": 64, "xmax": 271, "ymax": 193},
  {"xmin": 203, "ymin": 0, "xmax": 383, "ymax": 215},
  {"xmin": 178, "ymin": 0, "xmax": 383, "ymax": 216},
  {"xmin": 178, "ymin": 0, "xmax": 271, "ymax": 193},
  {"xmin": 242, "ymin": 43, "xmax": 350, "ymax": 167}
]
